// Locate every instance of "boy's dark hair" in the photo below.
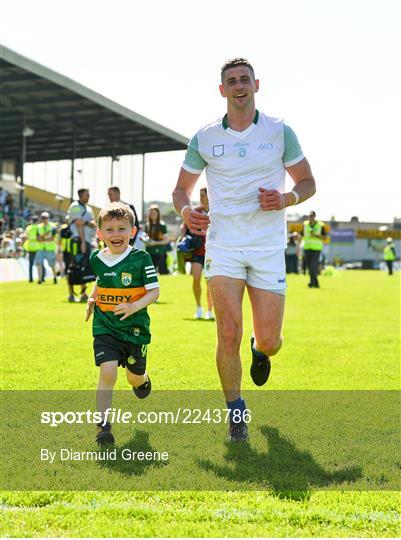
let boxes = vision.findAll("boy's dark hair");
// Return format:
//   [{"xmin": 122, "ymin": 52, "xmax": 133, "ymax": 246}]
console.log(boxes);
[
  {"xmin": 98, "ymin": 202, "xmax": 135, "ymax": 228},
  {"xmin": 221, "ymin": 58, "xmax": 255, "ymax": 82},
  {"xmin": 108, "ymin": 186, "xmax": 120, "ymax": 194}
]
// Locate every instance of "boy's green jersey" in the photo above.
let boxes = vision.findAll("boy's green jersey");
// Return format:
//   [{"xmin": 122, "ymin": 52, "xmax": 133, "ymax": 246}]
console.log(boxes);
[{"xmin": 89, "ymin": 247, "xmax": 159, "ymax": 344}]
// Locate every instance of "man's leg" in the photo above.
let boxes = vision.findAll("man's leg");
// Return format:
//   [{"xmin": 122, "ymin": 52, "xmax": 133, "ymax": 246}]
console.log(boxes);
[
  {"xmin": 208, "ymin": 275, "xmax": 248, "ymax": 441},
  {"xmin": 191, "ymin": 262, "xmax": 203, "ymax": 318},
  {"xmin": 205, "ymin": 280, "xmax": 214, "ymax": 318},
  {"xmin": 208, "ymin": 276, "xmax": 245, "ymax": 402},
  {"xmin": 247, "ymin": 286, "xmax": 285, "ymax": 358},
  {"xmin": 28, "ymin": 251, "xmax": 35, "ymax": 282},
  {"xmin": 310, "ymin": 251, "xmax": 320, "ymax": 287},
  {"xmin": 36, "ymin": 255, "xmax": 43, "ymax": 283}
]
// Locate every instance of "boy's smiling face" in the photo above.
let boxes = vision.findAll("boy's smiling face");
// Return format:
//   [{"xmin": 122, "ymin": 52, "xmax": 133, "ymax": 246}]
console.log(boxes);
[{"xmin": 97, "ymin": 217, "xmax": 136, "ymax": 254}]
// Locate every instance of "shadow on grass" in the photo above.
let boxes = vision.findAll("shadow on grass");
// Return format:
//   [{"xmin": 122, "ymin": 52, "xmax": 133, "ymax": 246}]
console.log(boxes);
[
  {"xmin": 198, "ymin": 426, "xmax": 362, "ymax": 500},
  {"xmin": 99, "ymin": 430, "xmax": 167, "ymax": 477},
  {"xmin": 182, "ymin": 318, "xmax": 215, "ymax": 323}
]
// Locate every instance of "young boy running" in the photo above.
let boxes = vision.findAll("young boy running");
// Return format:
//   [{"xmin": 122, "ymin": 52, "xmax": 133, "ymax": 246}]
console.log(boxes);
[{"xmin": 86, "ymin": 202, "xmax": 159, "ymax": 445}]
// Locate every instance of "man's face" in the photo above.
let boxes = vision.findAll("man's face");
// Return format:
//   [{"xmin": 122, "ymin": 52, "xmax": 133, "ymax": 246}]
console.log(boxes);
[
  {"xmin": 79, "ymin": 191, "xmax": 90, "ymax": 204},
  {"xmin": 309, "ymin": 213, "xmax": 316, "ymax": 223},
  {"xmin": 219, "ymin": 65, "xmax": 259, "ymax": 110},
  {"xmin": 108, "ymin": 189, "xmax": 120, "ymax": 203}
]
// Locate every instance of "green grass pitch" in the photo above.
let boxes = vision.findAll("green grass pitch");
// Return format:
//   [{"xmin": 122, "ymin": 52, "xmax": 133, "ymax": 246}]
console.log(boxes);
[{"xmin": 1, "ymin": 270, "xmax": 400, "ymax": 537}]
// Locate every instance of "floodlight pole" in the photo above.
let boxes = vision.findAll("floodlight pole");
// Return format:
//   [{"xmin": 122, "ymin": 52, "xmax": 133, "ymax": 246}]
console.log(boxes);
[
  {"xmin": 20, "ymin": 129, "xmax": 26, "ymax": 211},
  {"xmin": 20, "ymin": 122, "xmax": 34, "ymax": 211},
  {"xmin": 110, "ymin": 157, "xmax": 114, "ymax": 186},
  {"xmin": 70, "ymin": 130, "xmax": 76, "ymax": 202},
  {"xmin": 141, "ymin": 153, "xmax": 145, "ymax": 222},
  {"xmin": 110, "ymin": 149, "xmax": 117, "ymax": 186}
]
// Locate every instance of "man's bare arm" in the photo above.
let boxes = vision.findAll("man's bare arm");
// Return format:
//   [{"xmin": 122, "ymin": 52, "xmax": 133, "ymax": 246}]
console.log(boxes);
[
  {"xmin": 258, "ymin": 158, "xmax": 316, "ymax": 211},
  {"xmin": 172, "ymin": 168, "xmax": 209, "ymax": 234},
  {"xmin": 285, "ymin": 158, "xmax": 316, "ymax": 205}
]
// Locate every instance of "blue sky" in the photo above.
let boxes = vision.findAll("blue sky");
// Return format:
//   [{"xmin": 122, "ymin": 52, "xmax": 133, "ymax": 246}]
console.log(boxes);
[{"xmin": 2, "ymin": 0, "xmax": 400, "ymax": 222}]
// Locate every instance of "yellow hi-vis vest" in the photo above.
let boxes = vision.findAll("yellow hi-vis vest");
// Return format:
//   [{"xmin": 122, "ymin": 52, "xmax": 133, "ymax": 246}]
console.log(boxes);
[
  {"xmin": 37, "ymin": 222, "xmax": 57, "ymax": 252},
  {"xmin": 384, "ymin": 245, "xmax": 396, "ymax": 261},
  {"xmin": 303, "ymin": 220, "xmax": 324, "ymax": 251},
  {"xmin": 24, "ymin": 224, "xmax": 41, "ymax": 252}
]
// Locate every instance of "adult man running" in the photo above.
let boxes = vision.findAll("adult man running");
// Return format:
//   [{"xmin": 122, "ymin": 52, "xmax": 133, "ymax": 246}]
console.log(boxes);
[{"xmin": 172, "ymin": 58, "xmax": 316, "ymax": 442}]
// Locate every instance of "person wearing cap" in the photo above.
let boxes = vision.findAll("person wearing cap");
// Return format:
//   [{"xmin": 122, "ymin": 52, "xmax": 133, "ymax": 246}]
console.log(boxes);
[
  {"xmin": 302, "ymin": 211, "xmax": 326, "ymax": 288},
  {"xmin": 35, "ymin": 212, "xmax": 58, "ymax": 284},
  {"xmin": 24, "ymin": 215, "xmax": 43, "ymax": 283},
  {"xmin": 383, "ymin": 237, "xmax": 396, "ymax": 275}
]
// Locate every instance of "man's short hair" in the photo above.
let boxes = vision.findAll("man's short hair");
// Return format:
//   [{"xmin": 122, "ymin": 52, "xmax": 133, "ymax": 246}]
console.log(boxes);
[
  {"xmin": 77, "ymin": 188, "xmax": 89, "ymax": 197},
  {"xmin": 221, "ymin": 58, "xmax": 255, "ymax": 82},
  {"xmin": 98, "ymin": 202, "xmax": 135, "ymax": 228},
  {"xmin": 108, "ymin": 186, "xmax": 120, "ymax": 194}
]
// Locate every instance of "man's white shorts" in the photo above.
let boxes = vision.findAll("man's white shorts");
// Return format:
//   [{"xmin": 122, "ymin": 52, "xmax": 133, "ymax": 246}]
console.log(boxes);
[{"xmin": 204, "ymin": 247, "xmax": 286, "ymax": 294}]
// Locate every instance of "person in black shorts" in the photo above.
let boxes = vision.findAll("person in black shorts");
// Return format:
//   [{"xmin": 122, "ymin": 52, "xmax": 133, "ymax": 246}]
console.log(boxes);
[{"xmin": 183, "ymin": 188, "xmax": 214, "ymax": 320}]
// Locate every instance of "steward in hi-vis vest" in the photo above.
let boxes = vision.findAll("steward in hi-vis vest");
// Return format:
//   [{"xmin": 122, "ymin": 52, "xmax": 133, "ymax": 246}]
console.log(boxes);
[
  {"xmin": 35, "ymin": 212, "xmax": 58, "ymax": 285},
  {"xmin": 383, "ymin": 237, "xmax": 396, "ymax": 275},
  {"xmin": 24, "ymin": 222, "xmax": 41, "ymax": 253},
  {"xmin": 24, "ymin": 216, "xmax": 41, "ymax": 282},
  {"xmin": 302, "ymin": 211, "xmax": 326, "ymax": 288},
  {"xmin": 303, "ymin": 221, "xmax": 325, "ymax": 251}
]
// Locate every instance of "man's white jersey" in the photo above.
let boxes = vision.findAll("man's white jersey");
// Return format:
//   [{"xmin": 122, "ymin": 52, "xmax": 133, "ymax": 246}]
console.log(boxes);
[{"xmin": 182, "ymin": 111, "xmax": 304, "ymax": 251}]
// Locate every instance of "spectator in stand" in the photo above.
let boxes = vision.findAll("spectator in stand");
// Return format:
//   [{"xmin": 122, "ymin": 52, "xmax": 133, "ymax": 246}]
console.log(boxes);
[
  {"xmin": 0, "ymin": 187, "xmax": 7, "ymax": 209},
  {"xmin": 143, "ymin": 205, "xmax": 170, "ymax": 274},
  {"xmin": 0, "ymin": 231, "xmax": 15, "ymax": 257},
  {"xmin": 4, "ymin": 194, "xmax": 16, "ymax": 229},
  {"xmin": 15, "ymin": 228, "xmax": 24, "ymax": 258},
  {"xmin": 107, "ymin": 186, "xmax": 139, "ymax": 245},
  {"xmin": 24, "ymin": 216, "xmax": 42, "ymax": 282},
  {"xmin": 67, "ymin": 188, "xmax": 97, "ymax": 302},
  {"xmin": 35, "ymin": 212, "xmax": 58, "ymax": 284},
  {"xmin": 285, "ymin": 232, "xmax": 300, "ymax": 274}
]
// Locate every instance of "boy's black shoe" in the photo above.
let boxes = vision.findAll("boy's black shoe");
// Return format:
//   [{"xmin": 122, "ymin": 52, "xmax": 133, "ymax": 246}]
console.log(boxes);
[
  {"xmin": 228, "ymin": 421, "xmax": 249, "ymax": 443},
  {"xmin": 96, "ymin": 421, "xmax": 115, "ymax": 446},
  {"xmin": 133, "ymin": 377, "xmax": 151, "ymax": 399},
  {"xmin": 250, "ymin": 336, "xmax": 271, "ymax": 386}
]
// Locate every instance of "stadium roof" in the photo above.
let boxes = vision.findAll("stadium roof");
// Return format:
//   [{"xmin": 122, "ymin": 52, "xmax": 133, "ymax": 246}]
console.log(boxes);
[{"xmin": 0, "ymin": 45, "xmax": 188, "ymax": 163}]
